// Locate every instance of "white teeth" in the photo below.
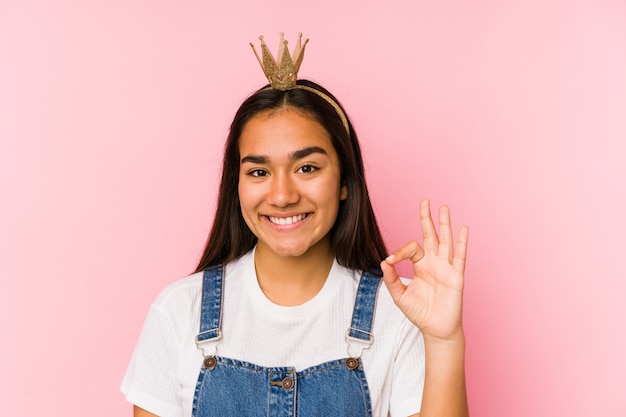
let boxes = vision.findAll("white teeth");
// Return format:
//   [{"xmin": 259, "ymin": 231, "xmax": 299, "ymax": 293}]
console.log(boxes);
[{"xmin": 268, "ymin": 214, "xmax": 307, "ymax": 225}]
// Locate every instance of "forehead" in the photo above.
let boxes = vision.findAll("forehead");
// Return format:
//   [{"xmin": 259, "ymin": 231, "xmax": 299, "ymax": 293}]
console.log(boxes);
[{"xmin": 239, "ymin": 109, "xmax": 335, "ymax": 155}]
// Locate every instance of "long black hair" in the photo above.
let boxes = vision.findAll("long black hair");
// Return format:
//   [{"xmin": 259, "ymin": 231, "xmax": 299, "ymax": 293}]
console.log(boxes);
[{"xmin": 195, "ymin": 80, "xmax": 387, "ymax": 274}]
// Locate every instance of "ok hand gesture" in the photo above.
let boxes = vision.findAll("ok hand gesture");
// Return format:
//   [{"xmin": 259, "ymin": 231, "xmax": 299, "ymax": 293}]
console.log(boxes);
[{"xmin": 381, "ymin": 200, "xmax": 469, "ymax": 341}]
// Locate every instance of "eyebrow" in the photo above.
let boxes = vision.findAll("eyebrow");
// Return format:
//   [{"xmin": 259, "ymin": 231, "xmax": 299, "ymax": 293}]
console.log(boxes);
[{"xmin": 241, "ymin": 146, "xmax": 328, "ymax": 164}]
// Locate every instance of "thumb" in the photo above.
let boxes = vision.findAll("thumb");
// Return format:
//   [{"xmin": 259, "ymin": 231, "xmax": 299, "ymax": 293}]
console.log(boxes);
[{"xmin": 380, "ymin": 256, "xmax": 407, "ymax": 304}]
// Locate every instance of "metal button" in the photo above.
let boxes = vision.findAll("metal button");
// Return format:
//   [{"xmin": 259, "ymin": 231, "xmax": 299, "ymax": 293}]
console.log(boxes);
[
  {"xmin": 345, "ymin": 358, "xmax": 359, "ymax": 370},
  {"xmin": 281, "ymin": 376, "xmax": 294, "ymax": 390},
  {"xmin": 204, "ymin": 356, "xmax": 217, "ymax": 370}
]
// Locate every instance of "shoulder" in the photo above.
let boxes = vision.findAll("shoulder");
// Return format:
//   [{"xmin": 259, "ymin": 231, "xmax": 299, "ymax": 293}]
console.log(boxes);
[
  {"xmin": 151, "ymin": 272, "xmax": 203, "ymax": 311},
  {"xmin": 150, "ymin": 252, "xmax": 251, "ymax": 319},
  {"xmin": 142, "ymin": 273, "xmax": 204, "ymax": 340}
]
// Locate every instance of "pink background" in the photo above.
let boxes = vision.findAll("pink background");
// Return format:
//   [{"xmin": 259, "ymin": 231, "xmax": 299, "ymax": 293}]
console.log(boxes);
[{"xmin": 1, "ymin": 0, "xmax": 625, "ymax": 415}]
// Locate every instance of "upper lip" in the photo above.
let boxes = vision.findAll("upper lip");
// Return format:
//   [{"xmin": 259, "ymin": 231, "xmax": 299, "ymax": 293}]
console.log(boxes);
[{"xmin": 262, "ymin": 211, "xmax": 310, "ymax": 218}]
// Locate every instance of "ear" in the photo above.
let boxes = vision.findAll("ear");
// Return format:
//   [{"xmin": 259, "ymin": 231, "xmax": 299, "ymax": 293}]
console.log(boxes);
[{"xmin": 340, "ymin": 184, "xmax": 348, "ymax": 200}]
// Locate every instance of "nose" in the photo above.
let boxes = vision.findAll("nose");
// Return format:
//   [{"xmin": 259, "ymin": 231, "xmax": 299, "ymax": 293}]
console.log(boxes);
[{"xmin": 267, "ymin": 173, "xmax": 299, "ymax": 207}]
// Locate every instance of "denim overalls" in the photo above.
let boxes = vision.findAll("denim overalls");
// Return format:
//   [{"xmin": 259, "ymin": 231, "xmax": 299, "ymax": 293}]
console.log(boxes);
[{"xmin": 192, "ymin": 264, "xmax": 382, "ymax": 417}]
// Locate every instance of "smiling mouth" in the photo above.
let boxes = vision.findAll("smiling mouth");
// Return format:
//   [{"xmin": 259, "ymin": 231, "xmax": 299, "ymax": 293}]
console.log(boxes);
[{"xmin": 266, "ymin": 214, "xmax": 309, "ymax": 226}]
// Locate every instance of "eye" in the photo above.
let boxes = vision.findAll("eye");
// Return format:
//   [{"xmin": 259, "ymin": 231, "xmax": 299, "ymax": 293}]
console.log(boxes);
[
  {"xmin": 298, "ymin": 164, "xmax": 318, "ymax": 174},
  {"xmin": 247, "ymin": 168, "xmax": 268, "ymax": 177}
]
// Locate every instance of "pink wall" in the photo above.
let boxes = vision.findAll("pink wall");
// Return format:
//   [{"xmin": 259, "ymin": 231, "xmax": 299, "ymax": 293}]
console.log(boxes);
[{"xmin": 2, "ymin": 0, "xmax": 625, "ymax": 415}]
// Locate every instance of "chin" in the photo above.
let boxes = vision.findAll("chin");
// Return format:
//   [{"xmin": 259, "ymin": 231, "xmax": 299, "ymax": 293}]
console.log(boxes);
[
  {"xmin": 271, "ymin": 246, "xmax": 312, "ymax": 259},
  {"xmin": 261, "ymin": 239, "xmax": 326, "ymax": 260}
]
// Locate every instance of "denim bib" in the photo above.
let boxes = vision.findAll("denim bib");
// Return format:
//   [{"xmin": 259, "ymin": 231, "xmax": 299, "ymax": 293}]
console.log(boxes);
[{"xmin": 192, "ymin": 264, "xmax": 382, "ymax": 417}]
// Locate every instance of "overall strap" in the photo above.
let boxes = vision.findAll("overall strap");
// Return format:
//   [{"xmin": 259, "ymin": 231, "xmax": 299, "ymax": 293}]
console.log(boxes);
[
  {"xmin": 196, "ymin": 264, "xmax": 223, "ymax": 343},
  {"xmin": 347, "ymin": 271, "xmax": 383, "ymax": 344}
]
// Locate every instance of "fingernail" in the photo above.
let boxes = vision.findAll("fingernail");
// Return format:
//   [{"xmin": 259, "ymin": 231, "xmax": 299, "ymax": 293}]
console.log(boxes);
[{"xmin": 386, "ymin": 254, "xmax": 395, "ymax": 261}]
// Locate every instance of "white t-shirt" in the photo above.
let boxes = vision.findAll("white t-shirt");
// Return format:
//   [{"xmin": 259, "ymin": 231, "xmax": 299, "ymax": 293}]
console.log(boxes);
[{"xmin": 121, "ymin": 249, "xmax": 424, "ymax": 417}]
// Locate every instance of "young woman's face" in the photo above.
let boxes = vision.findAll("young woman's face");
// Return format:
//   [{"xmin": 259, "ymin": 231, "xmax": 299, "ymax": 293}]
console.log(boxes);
[{"xmin": 238, "ymin": 109, "xmax": 347, "ymax": 260}]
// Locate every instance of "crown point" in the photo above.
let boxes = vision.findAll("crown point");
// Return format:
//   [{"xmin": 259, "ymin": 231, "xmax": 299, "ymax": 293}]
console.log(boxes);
[{"xmin": 251, "ymin": 32, "xmax": 307, "ymax": 91}]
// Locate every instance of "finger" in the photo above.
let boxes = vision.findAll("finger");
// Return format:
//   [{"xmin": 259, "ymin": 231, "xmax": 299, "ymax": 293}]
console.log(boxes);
[
  {"xmin": 380, "ymin": 258, "xmax": 406, "ymax": 303},
  {"xmin": 384, "ymin": 241, "xmax": 425, "ymax": 266},
  {"xmin": 438, "ymin": 205, "xmax": 454, "ymax": 263},
  {"xmin": 420, "ymin": 199, "xmax": 439, "ymax": 254},
  {"xmin": 452, "ymin": 226, "xmax": 469, "ymax": 274}
]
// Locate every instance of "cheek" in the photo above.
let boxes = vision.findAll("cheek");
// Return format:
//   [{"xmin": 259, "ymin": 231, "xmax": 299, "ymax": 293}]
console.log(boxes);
[
  {"xmin": 237, "ymin": 182, "xmax": 254, "ymax": 220},
  {"xmin": 238, "ymin": 180, "xmax": 268, "ymax": 227},
  {"xmin": 312, "ymin": 177, "xmax": 343, "ymax": 207}
]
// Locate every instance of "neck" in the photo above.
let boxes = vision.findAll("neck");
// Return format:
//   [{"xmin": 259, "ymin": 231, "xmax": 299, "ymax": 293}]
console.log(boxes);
[{"xmin": 254, "ymin": 242, "xmax": 334, "ymax": 306}]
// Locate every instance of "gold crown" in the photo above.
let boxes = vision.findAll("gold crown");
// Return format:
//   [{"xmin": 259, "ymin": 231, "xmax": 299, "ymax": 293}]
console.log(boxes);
[{"xmin": 250, "ymin": 32, "xmax": 309, "ymax": 91}]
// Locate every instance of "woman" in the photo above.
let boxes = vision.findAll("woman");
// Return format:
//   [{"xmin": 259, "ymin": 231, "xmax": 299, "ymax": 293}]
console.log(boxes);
[{"xmin": 122, "ymin": 36, "xmax": 469, "ymax": 417}]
